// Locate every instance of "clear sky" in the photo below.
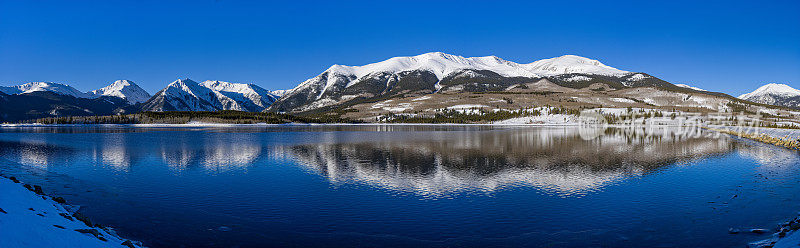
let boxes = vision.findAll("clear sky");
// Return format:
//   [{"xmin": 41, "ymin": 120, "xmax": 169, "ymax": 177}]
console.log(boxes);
[{"xmin": 1, "ymin": 0, "xmax": 798, "ymax": 96}]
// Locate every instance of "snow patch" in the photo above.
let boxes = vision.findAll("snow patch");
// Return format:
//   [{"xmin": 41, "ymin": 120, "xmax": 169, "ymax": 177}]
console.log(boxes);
[
  {"xmin": 609, "ymin": 98, "xmax": 635, "ymax": 103},
  {"xmin": 564, "ymin": 75, "xmax": 592, "ymax": 82},
  {"xmin": 675, "ymin": 84, "xmax": 706, "ymax": 92},
  {"xmin": 411, "ymin": 95, "xmax": 431, "ymax": 101}
]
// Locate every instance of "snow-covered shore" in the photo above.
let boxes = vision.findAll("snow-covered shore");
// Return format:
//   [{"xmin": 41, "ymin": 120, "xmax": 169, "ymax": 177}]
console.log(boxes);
[{"xmin": 0, "ymin": 176, "xmax": 143, "ymax": 248}]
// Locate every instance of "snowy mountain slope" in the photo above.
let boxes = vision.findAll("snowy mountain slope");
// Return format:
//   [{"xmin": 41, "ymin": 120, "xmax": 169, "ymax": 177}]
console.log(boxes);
[
  {"xmin": 739, "ymin": 83, "xmax": 800, "ymax": 100},
  {"xmin": 88, "ymin": 80, "xmax": 151, "ymax": 104},
  {"xmin": 201, "ymin": 80, "xmax": 279, "ymax": 110},
  {"xmin": 523, "ymin": 55, "xmax": 629, "ymax": 76},
  {"xmin": 738, "ymin": 83, "xmax": 800, "ymax": 108},
  {"xmin": 141, "ymin": 79, "xmax": 278, "ymax": 112},
  {"xmin": 270, "ymin": 90, "xmax": 288, "ymax": 97},
  {"xmin": 268, "ymin": 52, "xmax": 648, "ymax": 112},
  {"xmin": 0, "ymin": 82, "xmax": 88, "ymax": 98},
  {"xmin": 675, "ymin": 84, "xmax": 706, "ymax": 91}
]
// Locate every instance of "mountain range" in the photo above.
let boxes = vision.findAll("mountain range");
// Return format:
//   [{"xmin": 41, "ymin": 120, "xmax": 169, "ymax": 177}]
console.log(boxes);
[
  {"xmin": 268, "ymin": 53, "xmax": 690, "ymax": 113},
  {"xmin": 0, "ymin": 52, "xmax": 797, "ymax": 122},
  {"xmin": 0, "ymin": 79, "xmax": 281, "ymax": 122}
]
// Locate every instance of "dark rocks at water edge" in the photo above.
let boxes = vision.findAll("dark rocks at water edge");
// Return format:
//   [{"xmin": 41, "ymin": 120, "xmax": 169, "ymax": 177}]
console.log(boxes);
[
  {"xmin": 121, "ymin": 240, "xmax": 136, "ymax": 248},
  {"xmin": 73, "ymin": 212, "xmax": 94, "ymax": 227},
  {"xmin": 59, "ymin": 212, "xmax": 74, "ymax": 221},
  {"xmin": 21, "ymin": 183, "xmax": 46, "ymax": 195},
  {"xmin": 748, "ymin": 214, "xmax": 800, "ymax": 248},
  {"xmin": 75, "ymin": 228, "xmax": 107, "ymax": 241}
]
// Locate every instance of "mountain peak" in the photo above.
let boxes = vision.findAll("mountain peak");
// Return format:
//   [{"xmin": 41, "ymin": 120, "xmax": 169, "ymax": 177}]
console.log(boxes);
[
  {"xmin": 523, "ymin": 55, "xmax": 628, "ymax": 76},
  {"xmin": 738, "ymin": 83, "xmax": 800, "ymax": 108},
  {"xmin": 110, "ymin": 79, "xmax": 133, "ymax": 86},
  {"xmin": 89, "ymin": 79, "xmax": 151, "ymax": 104},
  {"xmin": 169, "ymin": 78, "xmax": 199, "ymax": 86},
  {"xmin": 739, "ymin": 83, "xmax": 800, "ymax": 99}
]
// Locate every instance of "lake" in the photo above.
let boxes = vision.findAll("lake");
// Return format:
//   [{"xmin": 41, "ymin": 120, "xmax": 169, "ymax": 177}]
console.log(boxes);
[{"xmin": 0, "ymin": 125, "xmax": 798, "ymax": 247}]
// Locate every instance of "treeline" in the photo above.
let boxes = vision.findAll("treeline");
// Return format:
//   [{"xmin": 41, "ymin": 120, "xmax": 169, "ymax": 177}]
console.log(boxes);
[
  {"xmin": 23, "ymin": 111, "xmax": 355, "ymax": 124},
  {"xmin": 383, "ymin": 105, "xmax": 585, "ymax": 124},
  {"xmin": 385, "ymin": 110, "xmax": 524, "ymax": 123},
  {"xmin": 384, "ymin": 108, "xmax": 540, "ymax": 124}
]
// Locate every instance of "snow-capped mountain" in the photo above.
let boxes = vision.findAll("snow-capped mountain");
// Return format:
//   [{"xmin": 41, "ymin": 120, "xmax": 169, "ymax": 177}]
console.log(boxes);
[
  {"xmin": 141, "ymin": 79, "xmax": 278, "ymax": 112},
  {"xmin": 738, "ymin": 83, "xmax": 800, "ymax": 108},
  {"xmin": 0, "ymin": 82, "xmax": 88, "ymax": 98},
  {"xmin": 268, "ymin": 52, "xmax": 661, "ymax": 112},
  {"xmin": 88, "ymin": 80, "xmax": 151, "ymax": 104},
  {"xmin": 201, "ymin": 80, "xmax": 279, "ymax": 110},
  {"xmin": 296, "ymin": 52, "xmax": 629, "ymax": 97}
]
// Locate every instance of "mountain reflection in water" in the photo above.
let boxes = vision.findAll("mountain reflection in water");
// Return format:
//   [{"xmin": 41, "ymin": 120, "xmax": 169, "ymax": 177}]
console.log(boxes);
[
  {"xmin": 0, "ymin": 127, "xmax": 740, "ymax": 196},
  {"xmin": 276, "ymin": 127, "xmax": 735, "ymax": 197}
]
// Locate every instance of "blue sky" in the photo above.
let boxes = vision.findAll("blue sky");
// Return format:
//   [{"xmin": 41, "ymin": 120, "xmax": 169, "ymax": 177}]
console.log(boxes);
[{"xmin": 1, "ymin": 0, "xmax": 798, "ymax": 96}]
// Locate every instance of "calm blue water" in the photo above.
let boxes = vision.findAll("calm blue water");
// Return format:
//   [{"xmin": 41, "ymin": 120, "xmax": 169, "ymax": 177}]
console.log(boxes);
[{"xmin": 1, "ymin": 125, "xmax": 799, "ymax": 247}]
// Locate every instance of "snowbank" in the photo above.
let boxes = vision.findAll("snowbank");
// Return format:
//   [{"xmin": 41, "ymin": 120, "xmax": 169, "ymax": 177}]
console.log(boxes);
[{"xmin": 0, "ymin": 176, "xmax": 142, "ymax": 248}]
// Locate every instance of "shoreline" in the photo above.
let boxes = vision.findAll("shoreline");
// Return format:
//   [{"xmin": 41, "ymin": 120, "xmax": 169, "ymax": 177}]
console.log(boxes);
[
  {"xmin": 0, "ymin": 122, "xmax": 728, "ymax": 128},
  {"xmin": 0, "ymin": 122, "xmax": 584, "ymax": 127},
  {"xmin": 0, "ymin": 175, "xmax": 144, "ymax": 248},
  {"xmin": 706, "ymin": 128, "xmax": 800, "ymax": 247}
]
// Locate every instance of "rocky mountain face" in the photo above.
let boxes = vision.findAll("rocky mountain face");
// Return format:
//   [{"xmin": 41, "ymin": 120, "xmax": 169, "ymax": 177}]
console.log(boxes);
[
  {"xmin": 267, "ymin": 52, "xmax": 693, "ymax": 113},
  {"xmin": 140, "ymin": 79, "xmax": 279, "ymax": 112},
  {"xmin": 739, "ymin": 83, "xmax": 800, "ymax": 109}
]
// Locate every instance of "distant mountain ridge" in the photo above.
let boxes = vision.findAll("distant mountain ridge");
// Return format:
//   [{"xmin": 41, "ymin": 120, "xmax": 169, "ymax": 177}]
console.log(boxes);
[
  {"xmin": 0, "ymin": 80, "xmax": 150, "ymax": 103},
  {"xmin": 0, "ymin": 79, "xmax": 282, "ymax": 121},
  {"xmin": 0, "ymin": 82, "xmax": 89, "ymax": 98},
  {"xmin": 738, "ymin": 83, "xmax": 800, "ymax": 109}
]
